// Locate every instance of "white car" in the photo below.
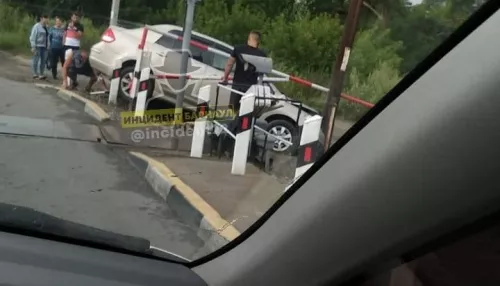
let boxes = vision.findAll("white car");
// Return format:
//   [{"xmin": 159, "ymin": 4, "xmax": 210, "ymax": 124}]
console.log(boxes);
[{"xmin": 90, "ymin": 24, "xmax": 320, "ymax": 152}]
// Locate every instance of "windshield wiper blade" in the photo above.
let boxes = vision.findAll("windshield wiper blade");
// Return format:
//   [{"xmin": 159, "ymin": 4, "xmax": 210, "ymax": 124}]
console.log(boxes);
[{"xmin": 0, "ymin": 203, "xmax": 150, "ymax": 253}]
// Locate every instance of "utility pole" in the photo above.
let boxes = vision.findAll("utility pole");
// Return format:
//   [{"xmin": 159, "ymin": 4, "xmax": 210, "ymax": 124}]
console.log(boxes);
[
  {"xmin": 110, "ymin": 0, "xmax": 120, "ymax": 26},
  {"xmin": 176, "ymin": 0, "xmax": 198, "ymax": 116},
  {"xmin": 173, "ymin": 0, "xmax": 200, "ymax": 149},
  {"xmin": 321, "ymin": 0, "xmax": 363, "ymax": 148}
]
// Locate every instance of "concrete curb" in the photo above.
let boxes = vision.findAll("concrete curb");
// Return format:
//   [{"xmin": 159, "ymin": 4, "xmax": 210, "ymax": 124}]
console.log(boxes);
[
  {"xmin": 34, "ymin": 83, "xmax": 110, "ymax": 122},
  {"xmin": 128, "ymin": 151, "xmax": 241, "ymax": 256}
]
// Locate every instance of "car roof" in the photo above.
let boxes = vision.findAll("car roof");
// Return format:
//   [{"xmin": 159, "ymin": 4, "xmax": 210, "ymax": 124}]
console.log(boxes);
[{"xmin": 150, "ymin": 24, "xmax": 234, "ymax": 51}]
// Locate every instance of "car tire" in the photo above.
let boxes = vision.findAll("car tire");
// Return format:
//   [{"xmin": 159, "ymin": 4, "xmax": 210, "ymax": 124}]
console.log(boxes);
[
  {"xmin": 118, "ymin": 65, "xmax": 155, "ymax": 101},
  {"xmin": 265, "ymin": 119, "xmax": 298, "ymax": 154}
]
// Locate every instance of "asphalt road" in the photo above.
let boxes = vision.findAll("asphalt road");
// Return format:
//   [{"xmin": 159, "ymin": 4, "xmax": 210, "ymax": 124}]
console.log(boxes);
[{"xmin": 0, "ymin": 76, "xmax": 204, "ymax": 260}]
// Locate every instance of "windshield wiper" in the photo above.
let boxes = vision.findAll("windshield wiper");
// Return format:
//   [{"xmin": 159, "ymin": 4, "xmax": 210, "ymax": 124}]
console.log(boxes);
[{"xmin": 0, "ymin": 203, "xmax": 188, "ymax": 262}]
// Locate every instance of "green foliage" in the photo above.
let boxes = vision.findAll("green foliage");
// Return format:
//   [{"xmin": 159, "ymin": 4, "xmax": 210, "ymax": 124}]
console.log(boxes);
[
  {"xmin": 194, "ymin": 0, "xmax": 268, "ymax": 44},
  {"xmin": 0, "ymin": 3, "xmax": 103, "ymax": 54},
  {"xmin": 78, "ymin": 18, "xmax": 105, "ymax": 51},
  {"xmin": 342, "ymin": 61, "xmax": 402, "ymax": 119},
  {"xmin": 0, "ymin": 4, "xmax": 33, "ymax": 53}
]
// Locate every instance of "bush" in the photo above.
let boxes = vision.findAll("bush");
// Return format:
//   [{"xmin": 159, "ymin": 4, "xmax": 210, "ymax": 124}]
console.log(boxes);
[
  {"xmin": 0, "ymin": 3, "xmax": 103, "ymax": 54},
  {"xmin": 342, "ymin": 61, "xmax": 402, "ymax": 120},
  {"xmin": 78, "ymin": 18, "xmax": 104, "ymax": 51},
  {"xmin": 195, "ymin": 0, "xmax": 268, "ymax": 45},
  {"xmin": 0, "ymin": 4, "xmax": 34, "ymax": 54}
]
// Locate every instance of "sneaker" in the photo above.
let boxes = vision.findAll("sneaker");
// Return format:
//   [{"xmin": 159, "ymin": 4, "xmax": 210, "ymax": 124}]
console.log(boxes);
[
  {"xmin": 38, "ymin": 75, "xmax": 46, "ymax": 80},
  {"xmin": 33, "ymin": 75, "xmax": 39, "ymax": 79}
]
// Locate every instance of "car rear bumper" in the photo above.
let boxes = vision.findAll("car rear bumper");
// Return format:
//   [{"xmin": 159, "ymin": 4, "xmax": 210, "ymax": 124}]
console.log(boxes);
[{"xmin": 89, "ymin": 42, "xmax": 115, "ymax": 77}]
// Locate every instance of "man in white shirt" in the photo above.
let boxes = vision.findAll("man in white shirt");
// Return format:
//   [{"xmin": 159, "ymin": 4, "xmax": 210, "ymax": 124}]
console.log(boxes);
[{"xmin": 61, "ymin": 49, "xmax": 97, "ymax": 92}]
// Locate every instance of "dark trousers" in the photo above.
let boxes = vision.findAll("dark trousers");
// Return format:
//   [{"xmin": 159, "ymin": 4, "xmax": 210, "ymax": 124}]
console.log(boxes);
[
  {"xmin": 229, "ymin": 84, "xmax": 251, "ymax": 112},
  {"xmin": 63, "ymin": 45, "xmax": 80, "ymax": 52},
  {"xmin": 49, "ymin": 48, "xmax": 65, "ymax": 78},
  {"xmin": 227, "ymin": 84, "xmax": 252, "ymax": 135}
]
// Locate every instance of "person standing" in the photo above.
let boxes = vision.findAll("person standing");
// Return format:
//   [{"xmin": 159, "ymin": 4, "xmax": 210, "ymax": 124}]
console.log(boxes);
[
  {"xmin": 29, "ymin": 15, "xmax": 49, "ymax": 79},
  {"xmin": 222, "ymin": 31, "xmax": 266, "ymax": 112},
  {"xmin": 63, "ymin": 12, "xmax": 84, "ymax": 52},
  {"xmin": 48, "ymin": 16, "xmax": 65, "ymax": 79}
]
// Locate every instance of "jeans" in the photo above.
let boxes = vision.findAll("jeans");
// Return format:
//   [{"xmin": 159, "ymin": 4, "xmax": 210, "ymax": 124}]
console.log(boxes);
[
  {"xmin": 32, "ymin": 47, "xmax": 47, "ymax": 76},
  {"xmin": 49, "ymin": 48, "xmax": 65, "ymax": 78}
]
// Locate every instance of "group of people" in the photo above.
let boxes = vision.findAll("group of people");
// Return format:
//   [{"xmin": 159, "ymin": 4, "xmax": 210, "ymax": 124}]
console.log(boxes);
[
  {"xmin": 30, "ymin": 11, "xmax": 265, "ymax": 101},
  {"xmin": 29, "ymin": 12, "xmax": 96, "ymax": 91}
]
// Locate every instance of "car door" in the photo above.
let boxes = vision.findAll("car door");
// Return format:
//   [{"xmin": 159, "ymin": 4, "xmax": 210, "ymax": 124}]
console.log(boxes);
[
  {"xmin": 206, "ymin": 43, "xmax": 233, "ymax": 108},
  {"xmin": 149, "ymin": 30, "xmax": 182, "ymax": 102}
]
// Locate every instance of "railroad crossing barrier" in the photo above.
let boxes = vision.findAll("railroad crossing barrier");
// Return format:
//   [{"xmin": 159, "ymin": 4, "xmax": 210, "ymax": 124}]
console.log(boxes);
[
  {"xmin": 295, "ymin": 115, "xmax": 322, "ymax": 179},
  {"xmin": 100, "ymin": 26, "xmax": 331, "ymax": 178},
  {"xmin": 190, "ymin": 84, "xmax": 211, "ymax": 158},
  {"xmin": 102, "ymin": 26, "xmax": 374, "ymax": 109},
  {"xmin": 282, "ymin": 115, "xmax": 322, "ymax": 192},
  {"xmin": 134, "ymin": 51, "xmax": 152, "ymax": 116},
  {"xmin": 108, "ymin": 61, "xmax": 121, "ymax": 104},
  {"xmin": 106, "ymin": 25, "xmax": 375, "ymax": 115},
  {"xmin": 231, "ymin": 92, "xmax": 256, "ymax": 175},
  {"xmin": 144, "ymin": 25, "xmax": 375, "ymax": 108},
  {"xmin": 188, "ymin": 82, "xmax": 309, "ymax": 176},
  {"xmin": 129, "ymin": 27, "xmax": 149, "ymax": 106}
]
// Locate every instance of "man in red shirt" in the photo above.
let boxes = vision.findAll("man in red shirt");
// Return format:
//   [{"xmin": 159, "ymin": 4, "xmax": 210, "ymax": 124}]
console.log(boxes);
[{"xmin": 63, "ymin": 12, "xmax": 84, "ymax": 52}]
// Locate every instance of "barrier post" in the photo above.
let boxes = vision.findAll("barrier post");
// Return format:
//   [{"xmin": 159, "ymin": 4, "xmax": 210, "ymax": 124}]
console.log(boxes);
[
  {"xmin": 190, "ymin": 85, "xmax": 211, "ymax": 158},
  {"xmin": 134, "ymin": 51, "xmax": 152, "ymax": 116},
  {"xmin": 295, "ymin": 115, "xmax": 322, "ymax": 179},
  {"xmin": 108, "ymin": 61, "xmax": 121, "ymax": 105},
  {"xmin": 231, "ymin": 93, "xmax": 256, "ymax": 175},
  {"xmin": 130, "ymin": 27, "xmax": 148, "ymax": 102}
]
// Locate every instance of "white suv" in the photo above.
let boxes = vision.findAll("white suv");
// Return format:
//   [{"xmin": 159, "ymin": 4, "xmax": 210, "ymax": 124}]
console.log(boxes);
[{"xmin": 90, "ymin": 24, "xmax": 320, "ymax": 152}]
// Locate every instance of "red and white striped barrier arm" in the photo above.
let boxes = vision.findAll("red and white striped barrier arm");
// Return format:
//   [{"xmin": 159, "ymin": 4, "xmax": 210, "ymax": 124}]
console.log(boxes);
[
  {"xmin": 145, "ymin": 25, "xmax": 375, "ymax": 109},
  {"xmin": 153, "ymin": 74, "xmax": 288, "ymax": 82}
]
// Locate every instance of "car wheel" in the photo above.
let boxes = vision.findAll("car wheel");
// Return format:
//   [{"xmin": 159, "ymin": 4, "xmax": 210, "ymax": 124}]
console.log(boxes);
[
  {"xmin": 118, "ymin": 66, "xmax": 155, "ymax": 100},
  {"xmin": 266, "ymin": 119, "xmax": 298, "ymax": 153}
]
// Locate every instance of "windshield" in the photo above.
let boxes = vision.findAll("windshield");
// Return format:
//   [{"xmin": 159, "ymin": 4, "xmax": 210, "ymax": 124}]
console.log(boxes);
[{"xmin": 0, "ymin": 0, "xmax": 488, "ymax": 262}]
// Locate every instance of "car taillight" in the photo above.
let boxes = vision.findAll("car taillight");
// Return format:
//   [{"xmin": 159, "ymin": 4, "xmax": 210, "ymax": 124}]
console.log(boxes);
[{"xmin": 101, "ymin": 28, "xmax": 115, "ymax": 43}]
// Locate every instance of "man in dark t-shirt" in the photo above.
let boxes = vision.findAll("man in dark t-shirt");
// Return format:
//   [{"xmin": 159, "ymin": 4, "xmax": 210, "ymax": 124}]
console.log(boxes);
[{"xmin": 222, "ymin": 31, "xmax": 267, "ymax": 112}]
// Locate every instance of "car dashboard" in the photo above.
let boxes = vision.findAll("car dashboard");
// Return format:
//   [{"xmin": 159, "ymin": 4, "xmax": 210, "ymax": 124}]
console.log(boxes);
[{"xmin": 0, "ymin": 230, "xmax": 207, "ymax": 286}]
